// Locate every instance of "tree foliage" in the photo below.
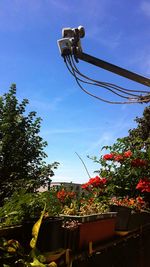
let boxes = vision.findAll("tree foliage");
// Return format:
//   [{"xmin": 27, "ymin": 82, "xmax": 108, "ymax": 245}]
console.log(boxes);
[
  {"xmin": 123, "ymin": 106, "xmax": 150, "ymax": 153},
  {"xmin": 0, "ymin": 84, "xmax": 59, "ymax": 203}
]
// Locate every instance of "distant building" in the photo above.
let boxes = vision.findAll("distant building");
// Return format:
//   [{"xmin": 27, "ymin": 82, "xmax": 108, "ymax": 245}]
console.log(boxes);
[
  {"xmin": 50, "ymin": 181, "xmax": 81, "ymax": 193},
  {"xmin": 38, "ymin": 181, "xmax": 82, "ymax": 193}
]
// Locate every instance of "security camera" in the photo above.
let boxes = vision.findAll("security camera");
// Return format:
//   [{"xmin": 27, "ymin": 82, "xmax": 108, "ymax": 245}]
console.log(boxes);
[
  {"xmin": 58, "ymin": 26, "xmax": 85, "ymax": 56},
  {"xmin": 62, "ymin": 26, "xmax": 85, "ymax": 39},
  {"xmin": 57, "ymin": 38, "xmax": 72, "ymax": 56},
  {"xmin": 62, "ymin": 28, "xmax": 74, "ymax": 38},
  {"xmin": 77, "ymin": 26, "xmax": 85, "ymax": 38}
]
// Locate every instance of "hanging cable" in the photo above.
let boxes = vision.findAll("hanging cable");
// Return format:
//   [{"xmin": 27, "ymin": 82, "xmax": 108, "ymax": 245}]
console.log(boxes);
[
  {"xmin": 68, "ymin": 56, "xmax": 143, "ymax": 99},
  {"xmin": 65, "ymin": 57, "xmax": 132, "ymax": 100},
  {"xmin": 70, "ymin": 55, "xmax": 149, "ymax": 96},
  {"xmin": 63, "ymin": 55, "xmax": 150, "ymax": 104},
  {"xmin": 65, "ymin": 56, "xmax": 150, "ymax": 104},
  {"xmin": 64, "ymin": 57, "xmax": 147, "ymax": 104}
]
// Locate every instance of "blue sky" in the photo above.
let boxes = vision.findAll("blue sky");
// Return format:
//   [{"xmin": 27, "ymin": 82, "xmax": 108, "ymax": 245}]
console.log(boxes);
[{"xmin": 0, "ymin": 0, "xmax": 150, "ymax": 184}]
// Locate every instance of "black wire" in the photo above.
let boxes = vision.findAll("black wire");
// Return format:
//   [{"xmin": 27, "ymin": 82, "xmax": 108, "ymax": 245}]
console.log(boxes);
[
  {"xmin": 67, "ymin": 56, "xmax": 142, "ymax": 99},
  {"xmin": 70, "ymin": 55, "xmax": 150, "ymax": 95},
  {"xmin": 64, "ymin": 56, "xmax": 150, "ymax": 104},
  {"xmin": 65, "ymin": 57, "xmax": 132, "ymax": 100},
  {"xmin": 64, "ymin": 57, "xmax": 145, "ymax": 104}
]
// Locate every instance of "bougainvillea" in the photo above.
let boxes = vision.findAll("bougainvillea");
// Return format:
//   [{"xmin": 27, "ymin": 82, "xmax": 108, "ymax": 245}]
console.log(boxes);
[
  {"xmin": 57, "ymin": 188, "xmax": 76, "ymax": 204},
  {"xmin": 89, "ymin": 137, "xmax": 150, "ymax": 201},
  {"xmin": 136, "ymin": 178, "xmax": 150, "ymax": 193},
  {"xmin": 82, "ymin": 176, "xmax": 107, "ymax": 190},
  {"xmin": 110, "ymin": 196, "xmax": 147, "ymax": 211},
  {"xmin": 103, "ymin": 154, "xmax": 114, "ymax": 160},
  {"xmin": 103, "ymin": 150, "xmax": 133, "ymax": 161}
]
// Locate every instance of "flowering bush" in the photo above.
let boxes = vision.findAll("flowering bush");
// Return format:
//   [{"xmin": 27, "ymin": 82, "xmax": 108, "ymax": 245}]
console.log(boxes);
[
  {"xmin": 136, "ymin": 178, "xmax": 150, "ymax": 193},
  {"xmin": 57, "ymin": 188, "xmax": 76, "ymax": 205},
  {"xmin": 81, "ymin": 176, "xmax": 107, "ymax": 190},
  {"xmin": 103, "ymin": 150, "xmax": 132, "ymax": 162},
  {"xmin": 89, "ymin": 136, "xmax": 150, "ymax": 211},
  {"xmin": 59, "ymin": 176, "xmax": 109, "ymax": 216},
  {"xmin": 110, "ymin": 196, "xmax": 148, "ymax": 212},
  {"xmin": 100, "ymin": 141, "xmax": 149, "ymax": 199},
  {"xmin": 79, "ymin": 176, "xmax": 109, "ymax": 215}
]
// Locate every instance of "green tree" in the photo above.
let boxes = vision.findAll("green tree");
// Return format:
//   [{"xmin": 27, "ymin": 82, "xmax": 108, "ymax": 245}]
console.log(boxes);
[
  {"xmin": 123, "ymin": 106, "xmax": 150, "ymax": 153},
  {"xmin": 0, "ymin": 84, "xmax": 59, "ymax": 204}
]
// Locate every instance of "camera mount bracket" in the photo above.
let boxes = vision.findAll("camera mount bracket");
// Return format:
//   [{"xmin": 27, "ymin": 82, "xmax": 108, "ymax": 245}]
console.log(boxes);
[{"xmin": 57, "ymin": 26, "xmax": 150, "ymax": 87}]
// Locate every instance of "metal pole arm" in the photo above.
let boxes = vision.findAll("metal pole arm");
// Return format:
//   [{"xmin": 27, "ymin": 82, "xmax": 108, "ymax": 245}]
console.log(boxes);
[{"xmin": 76, "ymin": 51, "xmax": 150, "ymax": 87}]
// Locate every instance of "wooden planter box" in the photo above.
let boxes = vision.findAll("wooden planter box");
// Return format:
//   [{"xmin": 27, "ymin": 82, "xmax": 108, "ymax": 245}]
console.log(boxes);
[{"xmin": 63, "ymin": 215, "xmax": 117, "ymax": 251}]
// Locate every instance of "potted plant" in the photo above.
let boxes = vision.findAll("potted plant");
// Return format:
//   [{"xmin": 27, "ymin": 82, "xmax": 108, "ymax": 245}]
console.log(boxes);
[
  {"xmin": 109, "ymin": 195, "xmax": 150, "ymax": 230},
  {"xmin": 0, "ymin": 188, "xmax": 64, "ymax": 252},
  {"xmin": 0, "ymin": 206, "xmax": 64, "ymax": 266},
  {"xmin": 59, "ymin": 177, "xmax": 117, "ymax": 251},
  {"xmin": 89, "ymin": 138, "xmax": 150, "ymax": 231}
]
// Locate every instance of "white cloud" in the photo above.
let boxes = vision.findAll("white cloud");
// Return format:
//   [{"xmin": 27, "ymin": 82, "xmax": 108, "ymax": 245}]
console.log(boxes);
[
  {"xmin": 52, "ymin": 158, "xmax": 95, "ymax": 184},
  {"xmin": 128, "ymin": 50, "xmax": 150, "ymax": 75},
  {"xmin": 30, "ymin": 97, "xmax": 63, "ymax": 111},
  {"xmin": 47, "ymin": 0, "xmax": 70, "ymax": 12},
  {"xmin": 88, "ymin": 28, "xmax": 122, "ymax": 49},
  {"xmin": 141, "ymin": 1, "xmax": 150, "ymax": 17},
  {"xmin": 85, "ymin": 132, "xmax": 114, "ymax": 154},
  {"xmin": 42, "ymin": 126, "xmax": 103, "ymax": 135},
  {"xmin": 85, "ymin": 117, "xmax": 132, "ymax": 154}
]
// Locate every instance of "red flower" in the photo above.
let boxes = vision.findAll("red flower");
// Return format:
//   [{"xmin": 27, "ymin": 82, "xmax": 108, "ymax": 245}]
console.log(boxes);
[
  {"xmin": 124, "ymin": 150, "xmax": 132, "ymax": 158},
  {"xmin": 82, "ymin": 176, "xmax": 107, "ymax": 190},
  {"xmin": 103, "ymin": 153, "xmax": 114, "ymax": 160},
  {"xmin": 136, "ymin": 196, "xmax": 145, "ymax": 205},
  {"xmin": 57, "ymin": 189, "xmax": 67, "ymax": 202},
  {"xmin": 89, "ymin": 176, "xmax": 107, "ymax": 188},
  {"xmin": 136, "ymin": 178, "xmax": 150, "ymax": 193},
  {"xmin": 114, "ymin": 154, "xmax": 124, "ymax": 162},
  {"xmin": 67, "ymin": 191, "xmax": 76, "ymax": 198},
  {"xmin": 57, "ymin": 189, "xmax": 76, "ymax": 203},
  {"xmin": 81, "ymin": 182, "xmax": 90, "ymax": 190}
]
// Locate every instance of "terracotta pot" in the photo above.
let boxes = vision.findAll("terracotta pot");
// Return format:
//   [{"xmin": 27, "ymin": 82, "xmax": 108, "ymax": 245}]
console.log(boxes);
[
  {"xmin": 63, "ymin": 216, "xmax": 116, "ymax": 251},
  {"xmin": 61, "ymin": 212, "xmax": 117, "ymax": 223}
]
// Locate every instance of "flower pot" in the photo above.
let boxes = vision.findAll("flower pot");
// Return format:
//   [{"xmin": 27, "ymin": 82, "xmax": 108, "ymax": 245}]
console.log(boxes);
[
  {"xmin": 109, "ymin": 205, "xmax": 131, "ymax": 231},
  {"xmin": 36, "ymin": 217, "xmax": 63, "ymax": 252},
  {"xmin": 110, "ymin": 205, "xmax": 150, "ymax": 231},
  {"xmin": 63, "ymin": 214, "xmax": 117, "ymax": 251},
  {"xmin": 79, "ymin": 217, "xmax": 116, "ymax": 249},
  {"xmin": 60, "ymin": 212, "xmax": 117, "ymax": 223}
]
